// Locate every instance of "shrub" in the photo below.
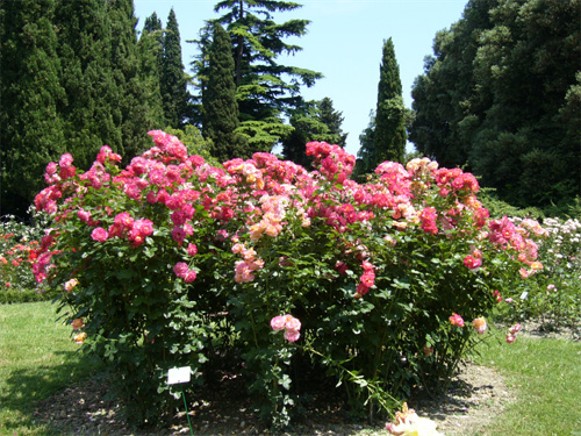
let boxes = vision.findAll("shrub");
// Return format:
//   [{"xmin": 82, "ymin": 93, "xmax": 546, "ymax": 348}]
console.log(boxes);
[
  {"xmin": 30, "ymin": 132, "xmax": 544, "ymax": 427},
  {"xmin": 495, "ymin": 217, "xmax": 580, "ymax": 330},
  {"xmin": 0, "ymin": 214, "xmax": 53, "ymax": 302}
]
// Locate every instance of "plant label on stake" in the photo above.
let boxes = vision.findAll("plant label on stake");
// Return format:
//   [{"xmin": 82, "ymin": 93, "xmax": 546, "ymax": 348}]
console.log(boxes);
[
  {"xmin": 167, "ymin": 366, "xmax": 195, "ymax": 435},
  {"xmin": 167, "ymin": 366, "xmax": 192, "ymax": 385}
]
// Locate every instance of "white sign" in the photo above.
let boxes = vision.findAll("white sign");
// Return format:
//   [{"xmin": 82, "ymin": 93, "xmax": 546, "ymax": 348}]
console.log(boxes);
[{"xmin": 167, "ymin": 366, "xmax": 192, "ymax": 385}]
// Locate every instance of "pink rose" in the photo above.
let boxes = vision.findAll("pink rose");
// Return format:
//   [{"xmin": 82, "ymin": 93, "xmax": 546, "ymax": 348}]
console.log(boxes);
[
  {"xmin": 187, "ymin": 243, "xmax": 198, "ymax": 257},
  {"xmin": 508, "ymin": 323, "xmax": 522, "ymax": 335},
  {"xmin": 91, "ymin": 227, "xmax": 108, "ymax": 242},
  {"xmin": 284, "ymin": 315, "xmax": 301, "ymax": 331},
  {"xmin": 270, "ymin": 315, "xmax": 286, "ymax": 331},
  {"xmin": 463, "ymin": 255, "xmax": 482, "ymax": 269},
  {"xmin": 449, "ymin": 312, "xmax": 465, "ymax": 327},
  {"xmin": 173, "ymin": 262, "xmax": 189, "ymax": 278},
  {"xmin": 183, "ymin": 269, "xmax": 197, "ymax": 283},
  {"xmin": 284, "ymin": 329, "xmax": 301, "ymax": 343}
]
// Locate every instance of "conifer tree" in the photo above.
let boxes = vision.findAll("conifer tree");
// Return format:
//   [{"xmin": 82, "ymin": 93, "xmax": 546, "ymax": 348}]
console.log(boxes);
[
  {"xmin": 318, "ymin": 97, "xmax": 347, "ymax": 147},
  {"xmin": 282, "ymin": 98, "xmax": 347, "ymax": 168},
  {"xmin": 108, "ymin": 0, "xmax": 164, "ymax": 158},
  {"xmin": 160, "ymin": 8, "xmax": 191, "ymax": 128},
  {"xmin": 55, "ymin": 0, "xmax": 122, "ymax": 169},
  {"xmin": 203, "ymin": 23, "xmax": 246, "ymax": 161},
  {"xmin": 196, "ymin": 0, "xmax": 321, "ymax": 152},
  {"xmin": 0, "ymin": 0, "xmax": 66, "ymax": 216},
  {"xmin": 138, "ymin": 12, "xmax": 166, "ymax": 129},
  {"xmin": 357, "ymin": 38, "xmax": 406, "ymax": 174}
]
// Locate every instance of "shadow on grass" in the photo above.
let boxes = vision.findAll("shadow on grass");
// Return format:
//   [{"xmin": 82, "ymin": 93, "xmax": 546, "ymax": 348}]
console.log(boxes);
[{"xmin": 0, "ymin": 350, "xmax": 103, "ymax": 433}]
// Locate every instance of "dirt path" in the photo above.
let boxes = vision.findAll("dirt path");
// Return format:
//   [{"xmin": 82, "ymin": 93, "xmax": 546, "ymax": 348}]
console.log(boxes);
[{"xmin": 34, "ymin": 359, "xmax": 511, "ymax": 435}]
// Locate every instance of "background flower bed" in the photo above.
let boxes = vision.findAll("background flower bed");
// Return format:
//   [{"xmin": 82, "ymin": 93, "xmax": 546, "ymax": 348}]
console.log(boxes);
[{"xmin": 6, "ymin": 130, "xmax": 554, "ymax": 428}]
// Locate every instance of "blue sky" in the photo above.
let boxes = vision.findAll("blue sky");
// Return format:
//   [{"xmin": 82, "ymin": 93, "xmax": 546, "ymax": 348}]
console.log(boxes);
[{"xmin": 134, "ymin": 0, "xmax": 468, "ymax": 156}]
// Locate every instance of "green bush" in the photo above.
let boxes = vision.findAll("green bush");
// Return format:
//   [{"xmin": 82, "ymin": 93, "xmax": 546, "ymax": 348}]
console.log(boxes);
[
  {"xmin": 0, "ymin": 214, "xmax": 52, "ymax": 302},
  {"xmin": 30, "ymin": 132, "xmax": 544, "ymax": 428},
  {"xmin": 495, "ymin": 216, "xmax": 581, "ymax": 330}
]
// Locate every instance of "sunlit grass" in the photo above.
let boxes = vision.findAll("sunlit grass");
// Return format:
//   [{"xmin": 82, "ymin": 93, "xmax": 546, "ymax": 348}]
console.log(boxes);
[
  {"xmin": 0, "ymin": 301, "xmax": 101, "ymax": 435},
  {"xmin": 473, "ymin": 328, "xmax": 581, "ymax": 435}
]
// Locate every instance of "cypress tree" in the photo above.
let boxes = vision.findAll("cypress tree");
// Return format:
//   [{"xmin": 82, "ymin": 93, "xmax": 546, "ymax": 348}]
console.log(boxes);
[
  {"xmin": 317, "ymin": 97, "xmax": 347, "ymax": 147},
  {"xmin": 108, "ymin": 0, "xmax": 164, "ymax": 158},
  {"xmin": 138, "ymin": 12, "xmax": 166, "ymax": 130},
  {"xmin": 55, "ymin": 0, "xmax": 122, "ymax": 169},
  {"xmin": 160, "ymin": 8, "xmax": 191, "ymax": 129},
  {"xmin": 203, "ymin": 23, "xmax": 245, "ymax": 161},
  {"xmin": 0, "ymin": 0, "xmax": 66, "ymax": 216},
  {"xmin": 357, "ymin": 38, "xmax": 406, "ymax": 174}
]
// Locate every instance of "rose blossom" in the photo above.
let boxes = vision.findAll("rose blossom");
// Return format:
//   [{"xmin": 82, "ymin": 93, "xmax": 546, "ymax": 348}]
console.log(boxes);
[
  {"xmin": 91, "ymin": 227, "xmax": 109, "ymax": 242},
  {"xmin": 449, "ymin": 313, "xmax": 465, "ymax": 327},
  {"xmin": 472, "ymin": 317, "xmax": 487, "ymax": 334},
  {"xmin": 71, "ymin": 318, "xmax": 84, "ymax": 330},
  {"xmin": 270, "ymin": 314, "xmax": 301, "ymax": 343},
  {"xmin": 64, "ymin": 278, "xmax": 79, "ymax": 292},
  {"xmin": 270, "ymin": 315, "xmax": 286, "ymax": 331}
]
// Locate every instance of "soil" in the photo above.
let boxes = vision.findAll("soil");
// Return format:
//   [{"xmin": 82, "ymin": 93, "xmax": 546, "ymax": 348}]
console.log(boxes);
[
  {"xmin": 33, "ymin": 361, "xmax": 510, "ymax": 436},
  {"xmin": 34, "ymin": 322, "xmax": 577, "ymax": 435}
]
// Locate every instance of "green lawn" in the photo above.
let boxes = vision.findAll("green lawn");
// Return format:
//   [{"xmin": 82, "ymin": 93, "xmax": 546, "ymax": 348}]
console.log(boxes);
[
  {"xmin": 474, "ymin": 330, "xmax": 581, "ymax": 436},
  {"xmin": 0, "ymin": 301, "xmax": 101, "ymax": 435},
  {"xmin": 0, "ymin": 301, "xmax": 579, "ymax": 435}
]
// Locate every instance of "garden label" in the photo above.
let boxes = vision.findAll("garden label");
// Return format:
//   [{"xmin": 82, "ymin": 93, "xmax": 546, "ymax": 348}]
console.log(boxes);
[{"xmin": 167, "ymin": 366, "xmax": 192, "ymax": 385}]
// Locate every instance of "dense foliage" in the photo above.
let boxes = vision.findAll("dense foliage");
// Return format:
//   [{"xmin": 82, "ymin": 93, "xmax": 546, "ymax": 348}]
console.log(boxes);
[
  {"xmin": 410, "ymin": 0, "xmax": 580, "ymax": 211},
  {"xmin": 30, "ymin": 131, "xmax": 544, "ymax": 428},
  {"xmin": 194, "ymin": 0, "xmax": 322, "ymax": 153},
  {"xmin": 357, "ymin": 38, "xmax": 407, "ymax": 175},
  {"xmin": 282, "ymin": 97, "xmax": 347, "ymax": 168},
  {"xmin": 203, "ymin": 23, "xmax": 246, "ymax": 160},
  {"xmin": 160, "ymin": 8, "xmax": 192, "ymax": 129},
  {"xmin": 0, "ymin": 0, "xmax": 165, "ymax": 217}
]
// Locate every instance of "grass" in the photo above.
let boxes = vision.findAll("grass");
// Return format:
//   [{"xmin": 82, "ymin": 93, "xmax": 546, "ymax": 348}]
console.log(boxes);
[
  {"xmin": 0, "ymin": 301, "xmax": 101, "ymax": 435},
  {"xmin": 473, "ymin": 328, "xmax": 581, "ymax": 436},
  {"xmin": 0, "ymin": 301, "xmax": 579, "ymax": 435}
]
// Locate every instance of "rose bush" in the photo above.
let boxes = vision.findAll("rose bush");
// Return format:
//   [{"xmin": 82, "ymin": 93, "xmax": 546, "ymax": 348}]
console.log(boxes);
[
  {"xmin": 0, "ymin": 214, "xmax": 50, "ymax": 302},
  {"xmin": 494, "ymin": 217, "xmax": 580, "ymax": 331},
  {"xmin": 31, "ymin": 131, "xmax": 545, "ymax": 427}
]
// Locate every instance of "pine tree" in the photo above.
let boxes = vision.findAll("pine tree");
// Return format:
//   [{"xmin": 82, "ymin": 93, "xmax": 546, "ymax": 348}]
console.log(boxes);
[
  {"xmin": 0, "ymin": 0, "xmax": 66, "ymax": 216},
  {"xmin": 198, "ymin": 0, "xmax": 321, "ymax": 152},
  {"xmin": 357, "ymin": 38, "xmax": 406, "ymax": 174},
  {"xmin": 203, "ymin": 23, "xmax": 246, "ymax": 161},
  {"xmin": 160, "ymin": 8, "xmax": 191, "ymax": 129}
]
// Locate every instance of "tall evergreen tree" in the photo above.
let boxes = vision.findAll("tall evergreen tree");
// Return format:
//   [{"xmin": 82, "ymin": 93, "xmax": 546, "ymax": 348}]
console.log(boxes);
[
  {"xmin": 55, "ymin": 0, "xmax": 122, "ymax": 169},
  {"xmin": 357, "ymin": 38, "xmax": 406, "ymax": 174},
  {"xmin": 203, "ymin": 23, "xmax": 246, "ymax": 161},
  {"xmin": 142, "ymin": 12, "xmax": 163, "ymax": 69},
  {"xmin": 0, "ymin": 0, "xmax": 66, "ymax": 216},
  {"xmin": 282, "ymin": 98, "xmax": 347, "ymax": 168},
  {"xmin": 108, "ymin": 0, "xmax": 164, "ymax": 158},
  {"xmin": 195, "ymin": 0, "xmax": 322, "ymax": 152},
  {"xmin": 160, "ymin": 8, "xmax": 191, "ymax": 129},
  {"xmin": 318, "ymin": 97, "xmax": 347, "ymax": 147},
  {"xmin": 138, "ymin": 12, "xmax": 166, "ymax": 131}
]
